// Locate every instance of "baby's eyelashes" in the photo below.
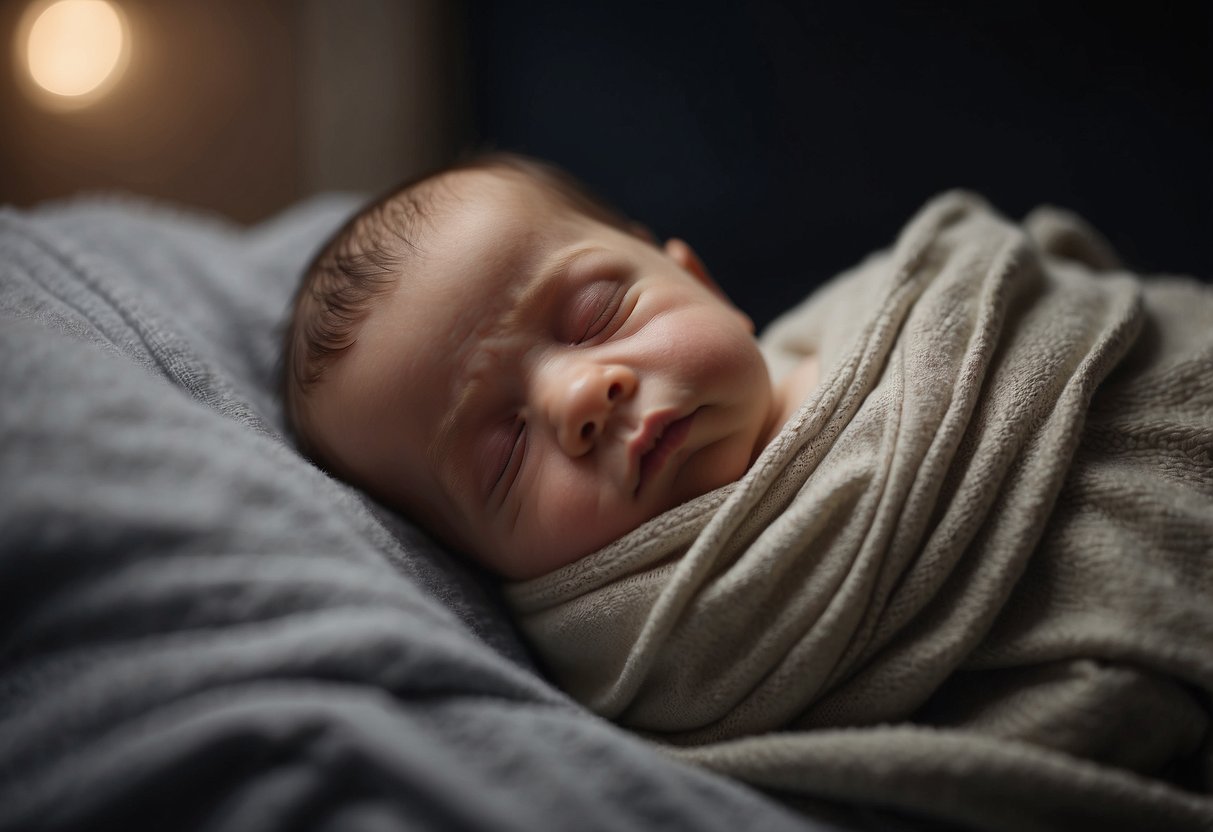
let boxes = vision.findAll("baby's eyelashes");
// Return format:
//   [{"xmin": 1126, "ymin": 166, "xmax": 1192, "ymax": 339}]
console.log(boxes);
[
  {"xmin": 565, "ymin": 280, "xmax": 626, "ymax": 344},
  {"xmin": 486, "ymin": 417, "xmax": 526, "ymax": 500}
]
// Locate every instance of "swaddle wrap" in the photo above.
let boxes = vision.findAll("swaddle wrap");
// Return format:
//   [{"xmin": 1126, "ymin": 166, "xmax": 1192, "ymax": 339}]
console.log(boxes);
[{"xmin": 505, "ymin": 192, "xmax": 1213, "ymax": 831}]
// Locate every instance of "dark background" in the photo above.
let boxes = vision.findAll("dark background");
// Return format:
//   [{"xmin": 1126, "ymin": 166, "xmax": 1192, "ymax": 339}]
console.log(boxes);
[
  {"xmin": 2, "ymin": 0, "xmax": 1209, "ymax": 330},
  {"xmin": 465, "ymin": 1, "xmax": 1212, "ymax": 328}
]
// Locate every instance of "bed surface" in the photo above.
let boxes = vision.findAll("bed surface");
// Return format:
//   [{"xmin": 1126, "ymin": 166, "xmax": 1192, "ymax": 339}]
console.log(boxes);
[{"xmin": 0, "ymin": 196, "xmax": 898, "ymax": 831}]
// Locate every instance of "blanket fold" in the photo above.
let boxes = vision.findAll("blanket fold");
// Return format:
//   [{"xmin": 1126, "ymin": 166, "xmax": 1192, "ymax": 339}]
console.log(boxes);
[
  {"xmin": 506, "ymin": 192, "xmax": 1213, "ymax": 830},
  {"xmin": 1, "ymin": 198, "xmax": 835, "ymax": 832}
]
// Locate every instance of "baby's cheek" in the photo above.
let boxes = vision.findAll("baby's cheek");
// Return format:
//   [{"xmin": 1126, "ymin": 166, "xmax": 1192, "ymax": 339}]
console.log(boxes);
[
  {"xmin": 529, "ymin": 467, "xmax": 631, "ymax": 562},
  {"xmin": 664, "ymin": 314, "xmax": 764, "ymax": 382}
]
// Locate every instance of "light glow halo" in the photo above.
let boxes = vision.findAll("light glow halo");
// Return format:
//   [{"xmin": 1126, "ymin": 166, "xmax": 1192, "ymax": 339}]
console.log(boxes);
[{"xmin": 16, "ymin": 0, "xmax": 130, "ymax": 109}]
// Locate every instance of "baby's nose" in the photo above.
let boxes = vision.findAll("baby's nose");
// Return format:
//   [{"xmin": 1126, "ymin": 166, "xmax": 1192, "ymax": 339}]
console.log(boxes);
[{"xmin": 549, "ymin": 362, "xmax": 637, "ymax": 457}]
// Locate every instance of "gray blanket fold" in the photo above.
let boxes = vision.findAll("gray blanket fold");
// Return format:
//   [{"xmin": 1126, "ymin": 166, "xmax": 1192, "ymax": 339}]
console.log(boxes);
[
  {"xmin": 506, "ymin": 192, "xmax": 1213, "ymax": 830},
  {"xmin": 1, "ymin": 198, "xmax": 849, "ymax": 832}
]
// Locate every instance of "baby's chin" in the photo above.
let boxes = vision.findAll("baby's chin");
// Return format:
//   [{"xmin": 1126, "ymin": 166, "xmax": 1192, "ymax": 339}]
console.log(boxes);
[
  {"xmin": 491, "ymin": 505, "xmax": 657, "ymax": 580},
  {"xmin": 507, "ymin": 523, "xmax": 644, "ymax": 581},
  {"xmin": 508, "ymin": 491, "xmax": 729, "ymax": 581},
  {"xmin": 489, "ymin": 444, "xmax": 757, "ymax": 580}
]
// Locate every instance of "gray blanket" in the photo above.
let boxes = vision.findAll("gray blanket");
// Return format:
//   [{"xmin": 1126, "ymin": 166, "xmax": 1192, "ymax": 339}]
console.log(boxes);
[
  {"xmin": 0, "ymin": 196, "xmax": 866, "ymax": 832},
  {"xmin": 506, "ymin": 192, "xmax": 1213, "ymax": 831}
]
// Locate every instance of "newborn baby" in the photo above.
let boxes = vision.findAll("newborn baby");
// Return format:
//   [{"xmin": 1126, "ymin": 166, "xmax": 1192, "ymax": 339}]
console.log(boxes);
[
  {"xmin": 282, "ymin": 153, "xmax": 820, "ymax": 579},
  {"xmin": 285, "ymin": 158, "xmax": 1213, "ymax": 828}
]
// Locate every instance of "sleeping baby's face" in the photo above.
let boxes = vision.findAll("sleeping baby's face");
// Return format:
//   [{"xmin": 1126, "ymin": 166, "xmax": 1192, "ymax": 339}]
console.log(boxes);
[{"xmin": 307, "ymin": 169, "xmax": 779, "ymax": 579}]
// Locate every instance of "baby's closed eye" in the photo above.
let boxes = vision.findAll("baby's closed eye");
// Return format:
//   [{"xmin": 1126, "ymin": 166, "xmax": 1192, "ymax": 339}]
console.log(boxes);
[
  {"xmin": 565, "ymin": 280, "xmax": 627, "ymax": 344},
  {"xmin": 487, "ymin": 417, "xmax": 527, "ymax": 501}
]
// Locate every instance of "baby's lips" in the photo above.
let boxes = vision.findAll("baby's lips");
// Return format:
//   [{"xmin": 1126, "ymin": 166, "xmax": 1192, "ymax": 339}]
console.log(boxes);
[
  {"xmin": 630, "ymin": 408, "xmax": 696, "ymax": 496},
  {"xmin": 628, "ymin": 408, "xmax": 679, "ymax": 464}
]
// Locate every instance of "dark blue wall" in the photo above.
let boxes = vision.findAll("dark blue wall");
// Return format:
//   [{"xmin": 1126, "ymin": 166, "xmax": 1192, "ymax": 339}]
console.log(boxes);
[{"xmin": 467, "ymin": 1, "xmax": 1211, "ymax": 329}]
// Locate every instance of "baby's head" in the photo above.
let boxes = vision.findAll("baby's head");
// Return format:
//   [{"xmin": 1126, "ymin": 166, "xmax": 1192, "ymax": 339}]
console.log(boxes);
[{"xmin": 283, "ymin": 153, "xmax": 778, "ymax": 579}]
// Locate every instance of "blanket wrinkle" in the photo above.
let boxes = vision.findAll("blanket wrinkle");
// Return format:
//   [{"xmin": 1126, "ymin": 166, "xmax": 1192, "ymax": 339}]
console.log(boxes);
[
  {"xmin": 4, "ymin": 195, "xmax": 841, "ymax": 832},
  {"xmin": 506, "ymin": 191, "xmax": 1213, "ymax": 830}
]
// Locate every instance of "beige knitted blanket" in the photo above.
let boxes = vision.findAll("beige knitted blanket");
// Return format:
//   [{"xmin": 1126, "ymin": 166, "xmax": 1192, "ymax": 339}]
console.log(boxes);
[{"xmin": 504, "ymin": 192, "xmax": 1213, "ymax": 831}]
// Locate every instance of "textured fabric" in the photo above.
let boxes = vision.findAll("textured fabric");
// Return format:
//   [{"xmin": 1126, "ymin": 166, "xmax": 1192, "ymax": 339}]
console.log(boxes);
[
  {"xmin": 0, "ymin": 196, "xmax": 859, "ymax": 832},
  {"xmin": 506, "ymin": 192, "xmax": 1213, "ymax": 831}
]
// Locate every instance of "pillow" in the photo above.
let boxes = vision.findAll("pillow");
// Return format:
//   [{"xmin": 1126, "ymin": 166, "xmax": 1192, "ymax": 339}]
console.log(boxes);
[{"xmin": 0, "ymin": 195, "xmax": 858, "ymax": 831}]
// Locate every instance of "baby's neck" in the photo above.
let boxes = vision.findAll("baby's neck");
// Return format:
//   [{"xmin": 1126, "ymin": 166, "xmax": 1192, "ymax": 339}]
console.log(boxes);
[{"xmin": 758, "ymin": 352, "xmax": 821, "ymax": 452}]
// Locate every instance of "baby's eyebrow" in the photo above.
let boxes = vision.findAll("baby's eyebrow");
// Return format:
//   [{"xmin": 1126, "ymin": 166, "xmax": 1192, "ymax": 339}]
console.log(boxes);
[{"xmin": 498, "ymin": 246, "xmax": 603, "ymax": 333}]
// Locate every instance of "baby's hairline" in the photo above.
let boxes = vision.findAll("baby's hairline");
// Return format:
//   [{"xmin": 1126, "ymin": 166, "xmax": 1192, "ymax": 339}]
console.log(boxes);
[{"xmin": 281, "ymin": 152, "xmax": 635, "ymax": 490}]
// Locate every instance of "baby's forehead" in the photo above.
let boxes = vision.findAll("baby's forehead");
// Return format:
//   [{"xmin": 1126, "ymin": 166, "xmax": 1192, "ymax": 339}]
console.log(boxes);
[
  {"xmin": 434, "ymin": 166, "xmax": 563, "ymax": 213},
  {"xmin": 360, "ymin": 165, "xmax": 626, "ymax": 354},
  {"xmin": 365, "ymin": 175, "xmax": 570, "ymax": 350},
  {"xmin": 364, "ymin": 169, "xmax": 553, "ymax": 271}
]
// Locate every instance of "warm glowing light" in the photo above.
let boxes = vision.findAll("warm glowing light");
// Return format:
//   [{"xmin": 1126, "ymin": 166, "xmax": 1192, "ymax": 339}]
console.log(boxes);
[{"xmin": 17, "ymin": 0, "xmax": 129, "ymax": 107}]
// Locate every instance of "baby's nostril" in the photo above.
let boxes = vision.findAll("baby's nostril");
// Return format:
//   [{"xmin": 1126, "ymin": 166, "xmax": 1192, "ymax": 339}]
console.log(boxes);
[
  {"xmin": 608, "ymin": 382, "xmax": 622, "ymax": 401},
  {"xmin": 580, "ymin": 422, "xmax": 595, "ymax": 440}
]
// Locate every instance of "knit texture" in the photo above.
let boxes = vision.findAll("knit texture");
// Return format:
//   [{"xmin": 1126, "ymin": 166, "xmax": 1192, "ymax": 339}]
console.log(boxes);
[
  {"xmin": 506, "ymin": 191, "xmax": 1213, "ymax": 831},
  {"xmin": 0, "ymin": 196, "xmax": 836, "ymax": 832}
]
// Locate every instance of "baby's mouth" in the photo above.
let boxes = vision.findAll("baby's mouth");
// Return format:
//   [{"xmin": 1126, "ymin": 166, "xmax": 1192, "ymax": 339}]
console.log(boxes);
[{"xmin": 632, "ymin": 410, "xmax": 697, "ymax": 496}]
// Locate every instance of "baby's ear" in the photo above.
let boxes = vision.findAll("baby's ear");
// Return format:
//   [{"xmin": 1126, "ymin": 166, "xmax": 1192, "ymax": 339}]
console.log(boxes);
[{"xmin": 664, "ymin": 237, "xmax": 754, "ymax": 333}]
